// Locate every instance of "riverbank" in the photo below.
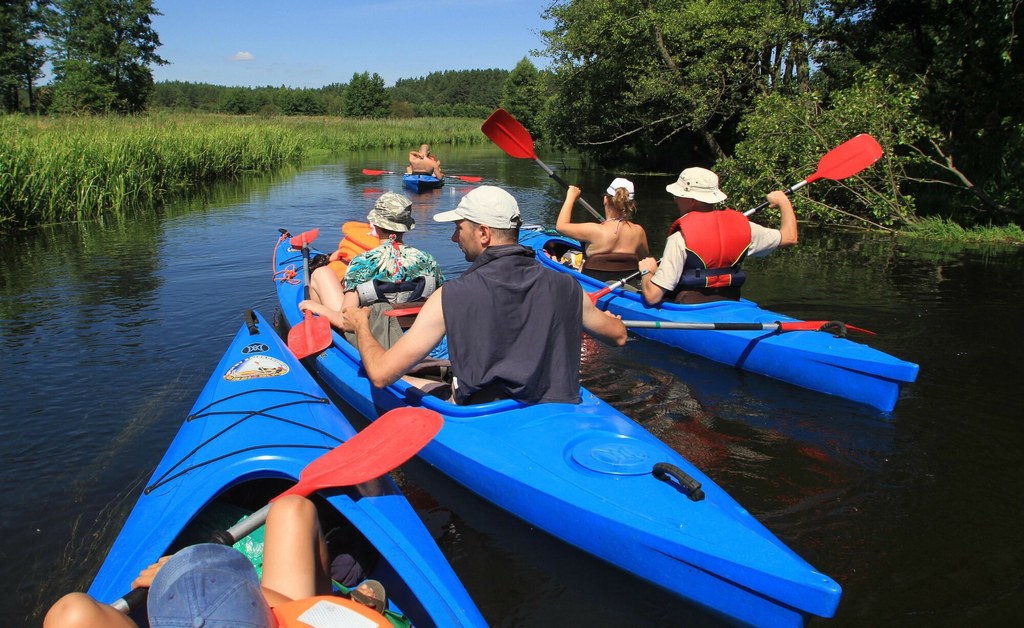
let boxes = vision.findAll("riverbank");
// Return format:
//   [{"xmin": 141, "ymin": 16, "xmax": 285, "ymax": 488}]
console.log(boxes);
[{"xmin": 0, "ymin": 114, "xmax": 486, "ymax": 233}]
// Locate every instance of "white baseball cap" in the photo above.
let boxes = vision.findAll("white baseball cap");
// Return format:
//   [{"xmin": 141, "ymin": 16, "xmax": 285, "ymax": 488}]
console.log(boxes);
[
  {"xmin": 433, "ymin": 186, "xmax": 521, "ymax": 228},
  {"xmin": 606, "ymin": 177, "xmax": 635, "ymax": 200}
]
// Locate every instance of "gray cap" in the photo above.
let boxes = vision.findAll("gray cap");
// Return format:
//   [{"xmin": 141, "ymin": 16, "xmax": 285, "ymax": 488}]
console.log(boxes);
[{"xmin": 433, "ymin": 186, "xmax": 521, "ymax": 228}]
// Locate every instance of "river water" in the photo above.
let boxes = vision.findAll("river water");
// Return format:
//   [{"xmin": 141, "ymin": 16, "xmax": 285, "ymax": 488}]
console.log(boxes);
[{"xmin": 2, "ymin": 145, "xmax": 1022, "ymax": 627}]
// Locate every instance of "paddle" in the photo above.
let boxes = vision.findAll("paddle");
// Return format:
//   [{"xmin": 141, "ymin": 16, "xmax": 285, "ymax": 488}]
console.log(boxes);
[
  {"xmin": 588, "ymin": 266, "xmax": 654, "ymax": 304},
  {"xmin": 482, "ymin": 108, "xmax": 605, "ymax": 222},
  {"xmin": 286, "ymin": 229, "xmax": 332, "ymax": 360},
  {"xmin": 622, "ymin": 319, "xmax": 875, "ymax": 337},
  {"xmin": 743, "ymin": 133, "xmax": 883, "ymax": 216},
  {"xmin": 111, "ymin": 407, "xmax": 445, "ymax": 613},
  {"xmin": 361, "ymin": 168, "xmax": 482, "ymax": 183},
  {"xmin": 586, "ymin": 136, "xmax": 884, "ymax": 303}
]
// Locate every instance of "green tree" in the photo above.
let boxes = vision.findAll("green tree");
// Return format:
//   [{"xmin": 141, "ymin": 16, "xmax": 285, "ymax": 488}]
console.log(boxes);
[
  {"xmin": 815, "ymin": 0, "xmax": 1024, "ymax": 220},
  {"xmin": 500, "ymin": 57, "xmax": 543, "ymax": 136},
  {"xmin": 540, "ymin": 0, "xmax": 808, "ymax": 167},
  {"xmin": 342, "ymin": 71, "xmax": 390, "ymax": 118},
  {"xmin": 0, "ymin": 0, "xmax": 47, "ymax": 113},
  {"xmin": 47, "ymin": 0, "xmax": 166, "ymax": 114}
]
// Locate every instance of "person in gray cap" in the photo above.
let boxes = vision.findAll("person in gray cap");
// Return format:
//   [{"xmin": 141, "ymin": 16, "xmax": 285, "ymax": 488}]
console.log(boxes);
[
  {"xmin": 302, "ymin": 191, "xmax": 445, "ymax": 332},
  {"xmin": 638, "ymin": 167, "xmax": 796, "ymax": 305},
  {"xmin": 43, "ymin": 496, "xmax": 388, "ymax": 627},
  {"xmin": 342, "ymin": 185, "xmax": 627, "ymax": 405}
]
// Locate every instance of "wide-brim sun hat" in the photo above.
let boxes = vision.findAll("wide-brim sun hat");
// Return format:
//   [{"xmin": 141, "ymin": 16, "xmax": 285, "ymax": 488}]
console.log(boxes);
[
  {"xmin": 433, "ymin": 185, "xmax": 521, "ymax": 229},
  {"xmin": 665, "ymin": 167, "xmax": 728, "ymax": 203},
  {"xmin": 366, "ymin": 192, "xmax": 415, "ymax": 232}
]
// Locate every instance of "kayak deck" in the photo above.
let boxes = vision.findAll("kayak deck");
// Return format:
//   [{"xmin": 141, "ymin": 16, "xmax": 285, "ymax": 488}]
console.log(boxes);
[
  {"xmin": 274, "ymin": 234, "xmax": 842, "ymax": 627},
  {"xmin": 520, "ymin": 229, "xmax": 919, "ymax": 412},
  {"xmin": 87, "ymin": 310, "xmax": 484, "ymax": 627}
]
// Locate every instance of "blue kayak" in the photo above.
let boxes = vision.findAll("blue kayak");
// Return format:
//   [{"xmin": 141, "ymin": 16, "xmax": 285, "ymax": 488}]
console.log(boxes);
[
  {"xmin": 274, "ymin": 234, "xmax": 842, "ymax": 627},
  {"xmin": 87, "ymin": 310, "xmax": 485, "ymax": 627},
  {"xmin": 520, "ymin": 229, "xmax": 919, "ymax": 412},
  {"xmin": 402, "ymin": 173, "xmax": 444, "ymax": 192}
]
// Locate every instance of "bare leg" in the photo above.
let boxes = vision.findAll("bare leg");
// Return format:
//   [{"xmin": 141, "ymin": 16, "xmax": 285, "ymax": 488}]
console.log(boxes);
[
  {"xmin": 260, "ymin": 495, "xmax": 331, "ymax": 606},
  {"xmin": 43, "ymin": 592, "xmax": 138, "ymax": 628},
  {"xmin": 308, "ymin": 266, "xmax": 346, "ymax": 311}
]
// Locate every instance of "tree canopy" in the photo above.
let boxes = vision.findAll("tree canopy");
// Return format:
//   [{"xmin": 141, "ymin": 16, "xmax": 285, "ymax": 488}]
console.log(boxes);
[
  {"xmin": 46, "ymin": 0, "xmax": 166, "ymax": 114},
  {"xmin": 537, "ymin": 0, "xmax": 1023, "ymax": 226}
]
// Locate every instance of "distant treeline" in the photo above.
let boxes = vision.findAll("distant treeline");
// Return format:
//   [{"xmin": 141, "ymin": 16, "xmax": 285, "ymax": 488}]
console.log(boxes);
[{"xmin": 149, "ymin": 68, "xmax": 510, "ymax": 119}]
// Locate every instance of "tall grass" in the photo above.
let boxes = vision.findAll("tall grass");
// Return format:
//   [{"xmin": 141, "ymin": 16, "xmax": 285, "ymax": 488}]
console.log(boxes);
[
  {"xmin": 0, "ymin": 113, "xmax": 487, "ymax": 233},
  {"xmin": 902, "ymin": 216, "xmax": 1024, "ymax": 244}
]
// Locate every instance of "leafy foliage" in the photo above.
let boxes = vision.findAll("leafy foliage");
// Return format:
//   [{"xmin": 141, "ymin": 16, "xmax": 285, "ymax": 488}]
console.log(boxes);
[
  {"xmin": 341, "ymin": 72, "xmax": 390, "ymax": 118},
  {"xmin": 500, "ymin": 58, "xmax": 545, "ymax": 137},
  {"xmin": 539, "ymin": 0, "xmax": 807, "ymax": 167},
  {"xmin": 718, "ymin": 72, "xmax": 930, "ymax": 228},
  {"xmin": 0, "ymin": 0, "xmax": 47, "ymax": 113},
  {"xmin": 46, "ymin": 0, "xmax": 166, "ymax": 114}
]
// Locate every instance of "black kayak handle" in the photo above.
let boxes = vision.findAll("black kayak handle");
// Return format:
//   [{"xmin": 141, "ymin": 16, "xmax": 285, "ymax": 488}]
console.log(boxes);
[{"xmin": 653, "ymin": 462, "xmax": 705, "ymax": 502}]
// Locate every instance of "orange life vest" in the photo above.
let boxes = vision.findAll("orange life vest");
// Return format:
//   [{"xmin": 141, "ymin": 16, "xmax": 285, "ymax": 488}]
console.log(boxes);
[{"xmin": 272, "ymin": 595, "xmax": 390, "ymax": 627}]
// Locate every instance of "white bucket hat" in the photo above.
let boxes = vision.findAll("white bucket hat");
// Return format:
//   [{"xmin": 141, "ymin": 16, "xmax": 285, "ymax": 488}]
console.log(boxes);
[
  {"xmin": 433, "ymin": 185, "xmax": 521, "ymax": 228},
  {"xmin": 665, "ymin": 167, "xmax": 727, "ymax": 203}
]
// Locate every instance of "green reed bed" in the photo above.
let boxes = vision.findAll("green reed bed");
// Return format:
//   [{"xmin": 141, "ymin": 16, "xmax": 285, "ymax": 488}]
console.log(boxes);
[{"xmin": 0, "ymin": 114, "xmax": 486, "ymax": 232}]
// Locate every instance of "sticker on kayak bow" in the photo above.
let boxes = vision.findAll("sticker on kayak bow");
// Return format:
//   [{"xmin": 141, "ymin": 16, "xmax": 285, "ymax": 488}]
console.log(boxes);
[
  {"xmin": 224, "ymin": 355, "xmax": 289, "ymax": 381},
  {"xmin": 242, "ymin": 342, "xmax": 269, "ymax": 354}
]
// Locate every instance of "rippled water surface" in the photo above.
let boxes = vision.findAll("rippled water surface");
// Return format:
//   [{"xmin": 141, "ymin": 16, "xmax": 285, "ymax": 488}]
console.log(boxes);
[{"xmin": 2, "ymin": 146, "xmax": 1022, "ymax": 626}]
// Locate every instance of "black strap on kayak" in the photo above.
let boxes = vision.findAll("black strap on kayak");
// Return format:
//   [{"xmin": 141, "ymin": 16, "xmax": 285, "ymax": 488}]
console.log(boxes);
[
  {"xmin": 653, "ymin": 462, "xmax": 705, "ymax": 502},
  {"xmin": 146, "ymin": 391, "xmax": 341, "ymax": 494},
  {"xmin": 819, "ymin": 320, "xmax": 849, "ymax": 337}
]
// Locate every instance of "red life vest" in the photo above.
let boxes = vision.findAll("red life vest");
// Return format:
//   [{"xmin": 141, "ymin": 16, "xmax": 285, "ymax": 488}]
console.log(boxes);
[{"xmin": 667, "ymin": 209, "xmax": 751, "ymax": 289}]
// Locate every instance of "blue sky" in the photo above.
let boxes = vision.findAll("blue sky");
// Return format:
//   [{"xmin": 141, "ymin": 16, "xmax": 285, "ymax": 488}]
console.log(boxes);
[{"xmin": 150, "ymin": 0, "xmax": 555, "ymax": 88}]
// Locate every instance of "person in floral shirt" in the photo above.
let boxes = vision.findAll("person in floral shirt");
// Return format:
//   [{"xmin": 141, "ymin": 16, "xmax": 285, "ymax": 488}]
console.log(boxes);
[{"xmin": 302, "ymin": 192, "xmax": 444, "ymax": 332}]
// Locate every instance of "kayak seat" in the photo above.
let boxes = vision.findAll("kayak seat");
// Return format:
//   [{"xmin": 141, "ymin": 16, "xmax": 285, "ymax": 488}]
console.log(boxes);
[{"xmin": 581, "ymin": 253, "xmax": 640, "ymax": 284}]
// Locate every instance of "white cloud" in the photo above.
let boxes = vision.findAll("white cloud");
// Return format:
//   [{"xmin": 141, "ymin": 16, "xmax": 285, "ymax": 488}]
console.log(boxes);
[{"xmin": 227, "ymin": 51, "xmax": 255, "ymax": 62}]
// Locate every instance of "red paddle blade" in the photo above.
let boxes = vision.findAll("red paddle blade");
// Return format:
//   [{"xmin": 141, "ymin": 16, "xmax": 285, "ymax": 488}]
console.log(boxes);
[
  {"xmin": 289, "ymin": 228, "xmax": 320, "ymax": 249},
  {"xmin": 362, "ymin": 168, "xmax": 394, "ymax": 176},
  {"xmin": 482, "ymin": 108, "xmax": 537, "ymax": 159},
  {"xmin": 276, "ymin": 407, "xmax": 444, "ymax": 500},
  {"xmin": 383, "ymin": 306, "xmax": 423, "ymax": 317},
  {"xmin": 806, "ymin": 134, "xmax": 883, "ymax": 184},
  {"xmin": 777, "ymin": 320, "xmax": 876, "ymax": 336},
  {"xmin": 451, "ymin": 174, "xmax": 483, "ymax": 183},
  {"xmin": 287, "ymin": 311, "xmax": 332, "ymax": 359}
]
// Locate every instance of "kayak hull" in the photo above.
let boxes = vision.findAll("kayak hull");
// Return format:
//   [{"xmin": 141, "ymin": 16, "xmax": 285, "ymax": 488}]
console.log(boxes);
[
  {"xmin": 402, "ymin": 174, "xmax": 444, "ymax": 192},
  {"xmin": 520, "ymin": 229, "xmax": 919, "ymax": 412},
  {"xmin": 87, "ymin": 310, "xmax": 484, "ymax": 627},
  {"xmin": 274, "ymin": 235, "xmax": 842, "ymax": 627}
]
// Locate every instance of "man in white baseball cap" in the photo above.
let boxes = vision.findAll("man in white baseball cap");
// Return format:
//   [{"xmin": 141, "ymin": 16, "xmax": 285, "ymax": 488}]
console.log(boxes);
[
  {"xmin": 343, "ymin": 185, "xmax": 626, "ymax": 405},
  {"xmin": 639, "ymin": 168, "xmax": 797, "ymax": 304}
]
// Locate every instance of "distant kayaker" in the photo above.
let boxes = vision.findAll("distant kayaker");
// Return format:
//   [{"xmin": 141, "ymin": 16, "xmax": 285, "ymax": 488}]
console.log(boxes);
[
  {"xmin": 555, "ymin": 179, "xmax": 649, "ymax": 280},
  {"xmin": 43, "ymin": 496, "xmax": 389, "ymax": 627},
  {"xmin": 341, "ymin": 185, "xmax": 627, "ymax": 405},
  {"xmin": 301, "ymin": 191, "xmax": 445, "ymax": 335},
  {"xmin": 638, "ymin": 167, "xmax": 797, "ymax": 305},
  {"xmin": 406, "ymin": 143, "xmax": 443, "ymax": 179}
]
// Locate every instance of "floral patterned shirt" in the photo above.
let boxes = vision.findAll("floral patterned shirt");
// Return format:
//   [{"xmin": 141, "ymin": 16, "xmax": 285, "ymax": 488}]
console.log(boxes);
[{"xmin": 343, "ymin": 239, "xmax": 445, "ymax": 291}]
